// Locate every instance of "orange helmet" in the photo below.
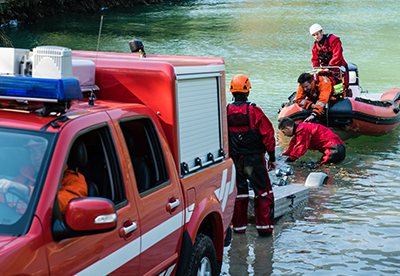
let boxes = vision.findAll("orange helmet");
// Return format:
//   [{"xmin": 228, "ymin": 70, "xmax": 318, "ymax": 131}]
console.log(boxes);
[{"xmin": 230, "ymin": 74, "xmax": 251, "ymax": 93}]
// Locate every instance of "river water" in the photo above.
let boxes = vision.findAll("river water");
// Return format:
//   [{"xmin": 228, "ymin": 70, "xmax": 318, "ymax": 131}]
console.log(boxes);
[{"xmin": 2, "ymin": 0, "xmax": 400, "ymax": 275}]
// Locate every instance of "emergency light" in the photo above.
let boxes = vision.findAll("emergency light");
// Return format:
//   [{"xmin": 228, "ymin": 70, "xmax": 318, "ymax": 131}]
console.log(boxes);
[{"xmin": 0, "ymin": 75, "xmax": 82, "ymax": 102}]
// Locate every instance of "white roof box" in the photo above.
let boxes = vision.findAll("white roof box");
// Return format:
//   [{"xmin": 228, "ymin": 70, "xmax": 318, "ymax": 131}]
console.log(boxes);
[
  {"xmin": 72, "ymin": 59, "xmax": 96, "ymax": 92},
  {"xmin": 32, "ymin": 46, "xmax": 73, "ymax": 79}
]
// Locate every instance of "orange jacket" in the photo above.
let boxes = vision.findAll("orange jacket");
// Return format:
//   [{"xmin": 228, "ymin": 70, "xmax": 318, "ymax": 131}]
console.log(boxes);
[
  {"xmin": 295, "ymin": 75, "xmax": 333, "ymax": 115},
  {"xmin": 58, "ymin": 166, "xmax": 88, "ymax": 219}
]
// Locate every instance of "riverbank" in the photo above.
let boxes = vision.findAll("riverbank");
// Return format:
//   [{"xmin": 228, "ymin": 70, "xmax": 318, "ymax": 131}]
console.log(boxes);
[{"xmin": 0, "ymin": 0, "xmax": 163, "ymax": 25}]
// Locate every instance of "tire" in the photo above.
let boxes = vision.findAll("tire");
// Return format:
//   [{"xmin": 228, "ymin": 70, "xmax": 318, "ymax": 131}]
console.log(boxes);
[{"xmin": 187, "ymin": 233, "xmax": 219, "ymax": 276}]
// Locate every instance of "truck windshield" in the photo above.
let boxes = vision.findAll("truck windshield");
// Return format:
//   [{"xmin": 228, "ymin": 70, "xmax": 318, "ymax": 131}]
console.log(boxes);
[{"xmin": 0, "ymin": 128, "xmax": 54, "ymax": 235}]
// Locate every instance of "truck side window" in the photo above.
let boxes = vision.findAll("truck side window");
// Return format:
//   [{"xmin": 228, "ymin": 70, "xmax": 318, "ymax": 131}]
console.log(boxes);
[
  {"xmin": 120, "ymin": 119, "xmax": 170, "ymax": 195},
  {"xmin": 74, "ymin": 126, "xmax": 126, "ymax": 206}
]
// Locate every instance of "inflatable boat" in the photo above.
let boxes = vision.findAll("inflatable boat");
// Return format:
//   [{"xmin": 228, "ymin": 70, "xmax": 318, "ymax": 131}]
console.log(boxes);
[{"xmin": 277, "ymin": 64, "xmax": 400, "ymax": 137}]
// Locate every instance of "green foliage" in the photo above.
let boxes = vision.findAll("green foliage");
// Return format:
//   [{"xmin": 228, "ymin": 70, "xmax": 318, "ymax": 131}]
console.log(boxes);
[
  {"xmin": 0, "ymin": 0, "xmax": 162, "ymax": 24},
  {"xmin": 0, "ymin": 29, "xmax": 13, "ymax": 47}
]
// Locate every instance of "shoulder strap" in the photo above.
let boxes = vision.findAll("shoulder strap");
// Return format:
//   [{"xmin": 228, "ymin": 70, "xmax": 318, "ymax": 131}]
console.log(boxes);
[
  {"xmin": 246, "ymin": 103, "xmax": 252, "ymax": 131},
  {"xmin": 324, "ymin": 34, "xmax": 331, "ymax": 49},
  {"xmin": 313, "ymin": 73, "xmax": 318, "ymax": 84},
  {"xmin": 313, "ymin": 73, "xmax": 320, "ymax": 93}
]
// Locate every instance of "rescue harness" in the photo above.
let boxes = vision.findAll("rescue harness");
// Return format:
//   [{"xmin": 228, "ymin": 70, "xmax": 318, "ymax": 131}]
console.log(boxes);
[
  {"xmin": 311, "ymin": 70, "xmax": 345, "ymax": 100},
  {"xmin": 227, "ymin": 102, "xmax": 265, "ymax": 156},
  {"xmin": 313, "ymin": 34, "xmax": 337, "ymax": 66}
]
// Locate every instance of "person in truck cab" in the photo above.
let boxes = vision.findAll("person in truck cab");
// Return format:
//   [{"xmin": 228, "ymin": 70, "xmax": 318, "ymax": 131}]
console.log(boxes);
[
  {"xmin": 57, "ymin": 168, "xmax": 88, "ymax": 219},
  {"xmin": 227, "ymin": 74, "xmax": 276, "ymax": 237},
  {"xmin": 0, "ymin": 138, "xmax": 87, "ymax": 218},
  {"xmin": 0, "ymin": 139, "xmax": 45, "ymax": 199},
  {"xmin": 279, "ymin": 117, "xmax": 346, "ymax": 164}
]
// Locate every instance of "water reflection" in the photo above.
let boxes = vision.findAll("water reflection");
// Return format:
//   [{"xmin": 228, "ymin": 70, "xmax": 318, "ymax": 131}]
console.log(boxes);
[{"xmin": 223, "ymin": 222, "xmax": 274, "ymax": 275}]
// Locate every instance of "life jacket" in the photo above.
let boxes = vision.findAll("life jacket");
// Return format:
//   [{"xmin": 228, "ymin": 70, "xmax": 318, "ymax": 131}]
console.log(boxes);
[
  {"xmin": 313, "ymin": 34, "xmax": 337, "ymax": 66},
  {"xmin": 312, "ymin": 70, "xmax": 345, "ymax": 99},
  {"xmin": 227, "ymin": 102, "xmax": 265, "ymax": 156}
]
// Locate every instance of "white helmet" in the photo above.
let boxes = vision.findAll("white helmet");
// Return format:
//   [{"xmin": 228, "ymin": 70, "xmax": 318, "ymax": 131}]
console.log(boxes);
[{"xmin": 309, "ymin": 24, "xmax": 322, "ymax": 35}]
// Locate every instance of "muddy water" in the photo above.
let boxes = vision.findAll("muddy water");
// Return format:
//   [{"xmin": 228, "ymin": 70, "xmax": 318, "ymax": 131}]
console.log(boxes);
[{"xmin": 2, "ymin": 0, "xmax": 400, "ymax": 274}]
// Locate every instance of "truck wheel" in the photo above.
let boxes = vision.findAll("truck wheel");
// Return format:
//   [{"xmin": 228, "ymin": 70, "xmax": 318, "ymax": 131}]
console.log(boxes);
[{"xmin": 187, "ymin": 233, "xmax": 219, "ymax": 276}]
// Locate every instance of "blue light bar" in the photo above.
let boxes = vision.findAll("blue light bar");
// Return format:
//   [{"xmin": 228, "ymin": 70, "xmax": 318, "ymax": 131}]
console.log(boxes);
[{"xmin": 0, "ymin": 75, "xmax": 82, "ymax": 102}]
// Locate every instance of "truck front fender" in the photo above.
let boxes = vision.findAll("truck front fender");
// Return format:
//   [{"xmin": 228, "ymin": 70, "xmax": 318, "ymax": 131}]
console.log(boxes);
[{"xmin": 185, "ymin": 195, "xmax": 225, "ymax": 261}]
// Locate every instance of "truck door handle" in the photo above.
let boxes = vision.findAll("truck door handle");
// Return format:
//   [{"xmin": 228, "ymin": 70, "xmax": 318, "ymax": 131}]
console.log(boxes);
[
  {"xmin": 119, "ymin": 220, "xmax": 137, "ymax": 239},
  {"xmin": 166, "ymin": 198, "xmax": 180, "ymax": 212},
  {"xmin": 122, "ymin": 222, "xmax": 137, "ymax": 234}
]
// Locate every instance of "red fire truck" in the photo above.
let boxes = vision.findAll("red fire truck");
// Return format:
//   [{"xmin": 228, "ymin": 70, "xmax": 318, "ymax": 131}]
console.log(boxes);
[{"xmin": 0, "ymin": 44, "xmax": 236, "ymax": 275}]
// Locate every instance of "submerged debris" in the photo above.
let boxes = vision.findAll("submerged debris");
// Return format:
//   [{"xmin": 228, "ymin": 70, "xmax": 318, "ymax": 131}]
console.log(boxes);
[{"xmin": 336, "ymin": 168, "xmax": 375, "ymax": 181}]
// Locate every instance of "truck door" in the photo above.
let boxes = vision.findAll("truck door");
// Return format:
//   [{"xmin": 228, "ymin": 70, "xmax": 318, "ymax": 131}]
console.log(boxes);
[
  {"xmin": 44, "ymin": 115, "xmax": 142, "ymax": 275},
  {"xmin": 118, "ymin": 117, "xmax": 184, "ymax": 276}
]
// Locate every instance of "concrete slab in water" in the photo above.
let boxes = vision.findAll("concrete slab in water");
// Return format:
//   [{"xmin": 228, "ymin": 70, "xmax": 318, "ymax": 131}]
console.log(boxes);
[{"xmin": 249, "ymin": 184, "xmax": 310, "ymax": 219}]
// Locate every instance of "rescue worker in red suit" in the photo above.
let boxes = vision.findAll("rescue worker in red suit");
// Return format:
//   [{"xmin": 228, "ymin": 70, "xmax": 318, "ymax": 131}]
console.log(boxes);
[
  {"xmin": 227, "ymin": 74, "xmax": 276, "ymax": 237},
  {"xmin": 278, "ymin": 117, "xmax": 346, "ymax": 164},
  {"xmin": 310, "ymin": 23, "xmax": 349, "ymax": 88},
  {"xmin": 296, "ymin": 72, "xmax": 345, "ymax": 123},
  {"xmin": 0, "ymin": 139, "xmax": 87, "ymax": 218}
]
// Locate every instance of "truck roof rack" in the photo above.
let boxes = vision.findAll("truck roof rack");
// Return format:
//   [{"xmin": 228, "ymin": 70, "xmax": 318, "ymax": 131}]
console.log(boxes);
[
  {"xmin": 0, "ymin": 75, "xmax": 82, "ymax": 116},
  {"xmin": 0, "ymin": 46, "xmax": 86, "ymax": 116}
]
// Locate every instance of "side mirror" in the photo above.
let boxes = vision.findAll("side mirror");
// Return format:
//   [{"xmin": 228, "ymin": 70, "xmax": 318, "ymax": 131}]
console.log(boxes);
[
  {"xmin": 66, "ymin": 197, "xmax": 117, "ymax": 231},
  {"xmin": 52, "ymin": 197, "xmax": 117, "ymax": 241}
]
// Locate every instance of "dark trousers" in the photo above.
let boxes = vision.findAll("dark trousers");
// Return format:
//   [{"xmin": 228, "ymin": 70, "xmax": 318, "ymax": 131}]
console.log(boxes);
[
  {"xmin": 321, "ymin": 144, "xmax": 346, "ymax": 164},
  {"xmin": 231, "ymin": 153, "xmax": 274, "ymax": 235}
]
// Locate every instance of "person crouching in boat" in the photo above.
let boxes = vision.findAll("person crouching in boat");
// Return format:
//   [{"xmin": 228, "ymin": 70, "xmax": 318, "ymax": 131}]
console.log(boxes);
[
  {"xmin": 278, "ymin": 117, "xmax": 346, "ymax": 164},
  {"xmin": 296, "ymin": 71, "xmax": 345, "ymax": 123}
]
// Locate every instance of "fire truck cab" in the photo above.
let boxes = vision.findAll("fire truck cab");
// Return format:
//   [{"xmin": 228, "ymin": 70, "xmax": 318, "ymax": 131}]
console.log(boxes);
[{"xmin": 0, "ymin": 45, "xmax": 236, "ymax": 276}]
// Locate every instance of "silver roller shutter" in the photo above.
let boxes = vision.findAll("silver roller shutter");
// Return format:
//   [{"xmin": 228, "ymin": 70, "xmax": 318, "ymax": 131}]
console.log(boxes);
[{"xmin": 176, "ymin": 71, "xmax": 224, "ymax": 176}]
